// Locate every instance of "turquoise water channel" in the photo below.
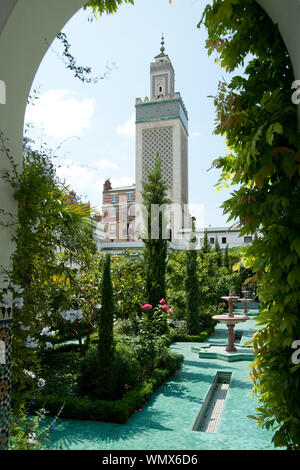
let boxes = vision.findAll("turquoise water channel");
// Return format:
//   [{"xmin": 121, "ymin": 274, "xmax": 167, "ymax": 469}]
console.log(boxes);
[{"xmin": 46, "ymin": 310, "xmax": 275, "ymax": 450}]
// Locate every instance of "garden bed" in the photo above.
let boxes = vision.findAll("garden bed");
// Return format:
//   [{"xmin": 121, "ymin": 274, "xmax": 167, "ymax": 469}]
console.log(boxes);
[{"xmin": 31, "ymin": 350, "xmax": 184, "ymax": 424}]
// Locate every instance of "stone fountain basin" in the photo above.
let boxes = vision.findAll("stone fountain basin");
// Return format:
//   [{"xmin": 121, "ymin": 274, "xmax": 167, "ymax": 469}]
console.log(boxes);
[
  {"xmin": 221, "ymin": 296, "xmax": 240, "ymax": 301},
  {"xmin": 212, "ymin": 315, "xmax": 249, "ymax": 324}
]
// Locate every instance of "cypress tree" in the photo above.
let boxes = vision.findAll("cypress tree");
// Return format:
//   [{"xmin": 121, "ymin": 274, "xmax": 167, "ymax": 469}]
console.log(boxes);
[
  {"xmin": 98, "ymin": 254, "xmax": 116, "ymax": 399},
  {"xmin": 214, "ymin": 236, "xmax": 223, "ymax": 267},
  {"xmin": 224, "ymin": 244, "xmax": 230, "ymax": 269},
  {"xmin": 142, "ymin": 154, "xmax": 171, "ymax": 312},
  {"xmin": 201, "ymin": 229, "xmax": 211, "ymax": 256},
  {"xmin": 185, "ymin": 219, "xmax": 200, "ymax": 335}
]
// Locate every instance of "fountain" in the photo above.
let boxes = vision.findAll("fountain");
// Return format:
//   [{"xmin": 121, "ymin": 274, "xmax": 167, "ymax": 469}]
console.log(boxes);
[
  {"xmin": 212, "ymin": 290, "xmax": 249, "ymax": 352},
  {"xmin": 237, "ymin": 285, "xmax": 253, "ymax": 314}
]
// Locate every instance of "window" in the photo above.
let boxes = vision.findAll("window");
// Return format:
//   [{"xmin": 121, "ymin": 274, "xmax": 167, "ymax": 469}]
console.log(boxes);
[
  {"xmin": 222, "ymin": 237, "xmax": 227, "ymax": 244},
  {"xmin": 127, "ymin": 192, "xmax": 133, "ymax": 202},
  {"xmin": 210, "ymin": 237, "xmax": 215, "ymax": 244},
  {"xmin": 128, "ymin": 205, "xmax": 135, "ymax": 217},
  {"xmin": 111, "ymin": 194, "xmax": 117, "ymax": 203},
  {"xmin": 110, "ymin": 224, "xmax": 116, "ymax": 233},
  {"xmin": 244, "ymin": 236, "xmax": 252, "ymax": 244},
  {"xmin": 109, "ymin": 207, "xmax": 116, "ymax": 218}
]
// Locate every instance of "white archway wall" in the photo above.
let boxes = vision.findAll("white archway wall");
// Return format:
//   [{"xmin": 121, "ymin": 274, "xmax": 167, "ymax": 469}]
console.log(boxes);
[
  {"xmin": 0, "ymin": 0, "xmax": 86, "ymax": 278},
  {"xmin": 256, "ymin": 0, "xmax": 300, "ymax": 125}
]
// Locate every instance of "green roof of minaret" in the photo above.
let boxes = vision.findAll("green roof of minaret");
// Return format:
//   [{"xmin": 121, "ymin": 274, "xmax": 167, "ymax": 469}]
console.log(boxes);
[{"xmin": 155, "ymin": 34, "xmax": 167, "ymax": 58}]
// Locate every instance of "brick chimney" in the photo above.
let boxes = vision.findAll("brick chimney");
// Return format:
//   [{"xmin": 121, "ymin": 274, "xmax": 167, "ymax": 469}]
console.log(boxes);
[{"xmin": 103, "ymin": 179, "xmax": 112, "ymax": 191}]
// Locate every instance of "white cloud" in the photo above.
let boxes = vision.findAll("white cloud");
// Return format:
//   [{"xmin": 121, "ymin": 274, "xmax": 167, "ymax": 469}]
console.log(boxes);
[
  {"xmin": 25, "ymin": 89, "xmax": 95, "ymax": 140},
  {"xmin": 109, "ymin": 176, "xmax": 135, "ymax": 188},
  {"xmin": 116, "ymin": 112, "xmax": 135, "ymax": 137},
  {"xmin": 54, "ymin": 159, "xmax": 133, "ymax": 209},
  {"xmin": 191, "ymin": 131, "xmax": 201, "ymax": 137},
  {"xmin": 95, "ymin": 160, "xmax": 119, "ymax": 171},
  {"xmin": 56, "ymin": 159, "xmax": 95, "ymax": 198}
]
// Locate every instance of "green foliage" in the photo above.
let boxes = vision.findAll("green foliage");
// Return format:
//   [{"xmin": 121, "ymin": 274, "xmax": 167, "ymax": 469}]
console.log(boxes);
[
  {"xmin": 84, "ymin": 0, "xmax": 134, "ymax": 17},
  {"xmin": 142, "ymin": 154, "xmax": 171, "ymax": 309},
  {"xmin": 33, "ymin": 351, "xmax": 183, "ymax": 424},
  {"xmin": 39, "ymin": 350, "xmax": 82, "ymax": 398},
  {"xmin": 9, "ymin": 406, "xmax": 52, "ymax": 450},
  {"xmin": 0, "ymin": 145, "xmax": 95, "ymax": 408},
  {"xmin": 166, "ymin": 251, "xmax": 186, "ymax": 314},
  {"xmin": 77, "ymin": 343, "xmax": 140, "ymax": 400},
  {"xmin": 201, "ymin": 229, "xmax": 211, "ymax": 255},
  {"xmin": 97, "ymin": 255, "xmax": 116, "ymax": 399},
  {"xmin": 56, "ymin": 32, "xmax": 114, "ymax": 84},
  {"xmin": 169, "ymin": 327, "xmax": 214, "ymax": 344},
  {"xmin": 185, "ymin": 220, "xmax": 200, "ymax": 335},
  {"xmin": 200, "ymin": 0, "xmax": 300, "ymax": 448},
  {"xmin": 214, "ymin": 236, "xmax": 223, "ymax": 267},
  {"xmin": 110, "ymin": 252, "xmax": 145, "ymax": 321},
  {"xmin": 129, "ymin": 307, "xmax": 170, "ymax": 378},
  {"xmin": 223, "ymin": 244, "xmax": 230, "ymax": 269},
  {"xmin": 167, "ymin": 250, "xmax": 239, "ymax": 316}
]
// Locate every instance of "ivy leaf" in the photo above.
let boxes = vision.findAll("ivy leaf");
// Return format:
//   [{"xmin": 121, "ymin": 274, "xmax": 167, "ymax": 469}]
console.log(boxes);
[
  {"xmin": 266, "ymin": 123, "xmax": 283, "ymax": 146},
  {"xmin": 290, "ymin": 239, "xmax": 300, "ymax": 257}
]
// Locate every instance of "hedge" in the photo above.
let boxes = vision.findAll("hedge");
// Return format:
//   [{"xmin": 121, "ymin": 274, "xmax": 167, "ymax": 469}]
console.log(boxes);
[
  {"xmin": 31, "ymin": 352, "xmax": 184, "ymax": 424},
  {"xmin": 169, "ymin": 326, "xmax": 214, "ymax": 344}
]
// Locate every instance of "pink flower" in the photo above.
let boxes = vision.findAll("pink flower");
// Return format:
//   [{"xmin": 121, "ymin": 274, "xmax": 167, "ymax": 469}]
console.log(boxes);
[
  {"xmin": 141, "ymin": 304, "xmax": 152, "ymax": 309},
  {"xmin": 168, "ymin": 308, "xmax": 173, "ymax": 315},
  {"xmin": 161, "ymin": 304, "xmax": 169, "ymax": 311},
  {"xmin": 160, "ymin": 299, "xmax": 166, "ymax": 304}
]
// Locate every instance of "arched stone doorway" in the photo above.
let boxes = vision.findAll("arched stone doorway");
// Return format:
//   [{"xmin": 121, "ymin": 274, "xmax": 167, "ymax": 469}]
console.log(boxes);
[{"xmin": 0, "ymin": 0, "xmax": 299, "ymax": 450}]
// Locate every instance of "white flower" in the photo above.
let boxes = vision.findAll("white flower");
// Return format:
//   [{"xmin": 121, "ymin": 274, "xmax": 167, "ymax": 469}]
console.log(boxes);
[
  {"xmin": 24, "ymin": 369, "xmax": 36, "ymax": 379},
  {"xmin": 0, "ymin": 294, "xmax": 12, "ymax": 307},
  {"xmin": 60, "ymin": 309, "xmax": 83, "ymax": 322},
  {"xmin": 31, "ymin": 218, "xmax": 41, "ymax": 233},
  {"xmin": 45, "ymin": 342, "xmax": 53, "ymax": 350},
  {"xmin": 11, "ymin": 284, "xmax": 24, "ymax": 294},
  {"xmin": 13, "ymin": 297, "xmax": 24, "ymax": 309},
  {"xmin": 27, "ymin": 432, "xmax": 37, "ymax": 444},
  {"xmin": 19, "ymin": 322, "xmax": 30, "ymax": 331},
  {"xmin": 37, "ymin": 378, "xmax": 46, "ymax": 388},
  {"xmin": 40, "ymin": 327, "xmax": 56, "ymax": 337},
  {"xmin": 25, "ymin": 336, "xmax": 39, "ymax": 349}
]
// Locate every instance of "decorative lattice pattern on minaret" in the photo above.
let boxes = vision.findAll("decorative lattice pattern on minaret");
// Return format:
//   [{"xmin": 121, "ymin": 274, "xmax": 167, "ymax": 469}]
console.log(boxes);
[{"xmin": 142, "ymin": 127, "xmax": 173, "ymax": 187}]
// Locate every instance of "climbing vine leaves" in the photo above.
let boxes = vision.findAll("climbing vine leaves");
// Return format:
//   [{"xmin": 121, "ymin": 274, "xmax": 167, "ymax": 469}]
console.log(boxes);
[{"xmin": 200, "ymin": 0, "xmax": 300, "ymax": 449}]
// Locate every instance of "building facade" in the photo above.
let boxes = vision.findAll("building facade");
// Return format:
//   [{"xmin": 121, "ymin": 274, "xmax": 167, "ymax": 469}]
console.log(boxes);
[{"xmin": 101, "ymin": 179, "xmax": 136, "ymax": 242}]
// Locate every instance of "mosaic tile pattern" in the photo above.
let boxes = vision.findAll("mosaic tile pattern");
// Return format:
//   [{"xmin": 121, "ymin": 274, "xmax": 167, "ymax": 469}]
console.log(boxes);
[
  {"xmin": 142, "ymin": 127, "xmax": 173, "ymax": 187},
  {"xmin": 199, "ymin": 383, "xmax": 230, "ymax": 433},
  {"xmin": 0, "ymin": 307, "xmax": 13, "ymax": 450}
]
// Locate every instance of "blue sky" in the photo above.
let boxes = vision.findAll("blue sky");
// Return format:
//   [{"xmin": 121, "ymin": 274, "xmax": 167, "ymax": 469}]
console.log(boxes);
[{"xmin": 24, "ymin": 0, "xmax": 243, "ymax": 227}]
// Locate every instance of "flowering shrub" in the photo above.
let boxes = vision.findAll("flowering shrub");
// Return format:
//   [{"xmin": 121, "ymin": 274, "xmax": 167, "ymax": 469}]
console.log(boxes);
[{"xmin": 9, "ymin": 403, "xmax": 63, "ymax": 450}]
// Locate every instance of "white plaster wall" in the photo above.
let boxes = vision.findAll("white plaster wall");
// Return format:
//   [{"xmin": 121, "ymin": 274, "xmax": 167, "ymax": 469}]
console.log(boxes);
[
  {"xmin": 256, "ymin": 0, "xmax": 300, "ymax": 126},
  {"xmin": 0, "ymin": 0, "xmax": 86, "ymax": 281}
]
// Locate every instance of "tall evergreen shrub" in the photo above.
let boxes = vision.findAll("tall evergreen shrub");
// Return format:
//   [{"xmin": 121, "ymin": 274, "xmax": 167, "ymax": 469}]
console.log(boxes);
[{"xmin": 185, "ymin": 219, "xmax": 200, "ymax": 335}]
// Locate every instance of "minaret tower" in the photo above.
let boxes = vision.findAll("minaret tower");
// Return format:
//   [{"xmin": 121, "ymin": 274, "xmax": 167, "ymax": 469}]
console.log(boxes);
[{"xmin": 135, "ymin": 37, "xmax": 189, "ymax": 228}]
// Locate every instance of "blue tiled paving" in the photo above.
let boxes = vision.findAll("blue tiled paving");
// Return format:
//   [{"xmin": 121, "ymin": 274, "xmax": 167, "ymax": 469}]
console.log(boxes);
[{"xmin": 45, "ymin": 312, "xmax": 275, "ymax": 450}]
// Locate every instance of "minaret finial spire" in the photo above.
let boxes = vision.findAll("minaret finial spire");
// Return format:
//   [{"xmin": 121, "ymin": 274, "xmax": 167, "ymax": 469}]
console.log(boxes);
[{"xmin": 160, "ymin": 34, "xmax": 165, "ymax": 54}]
